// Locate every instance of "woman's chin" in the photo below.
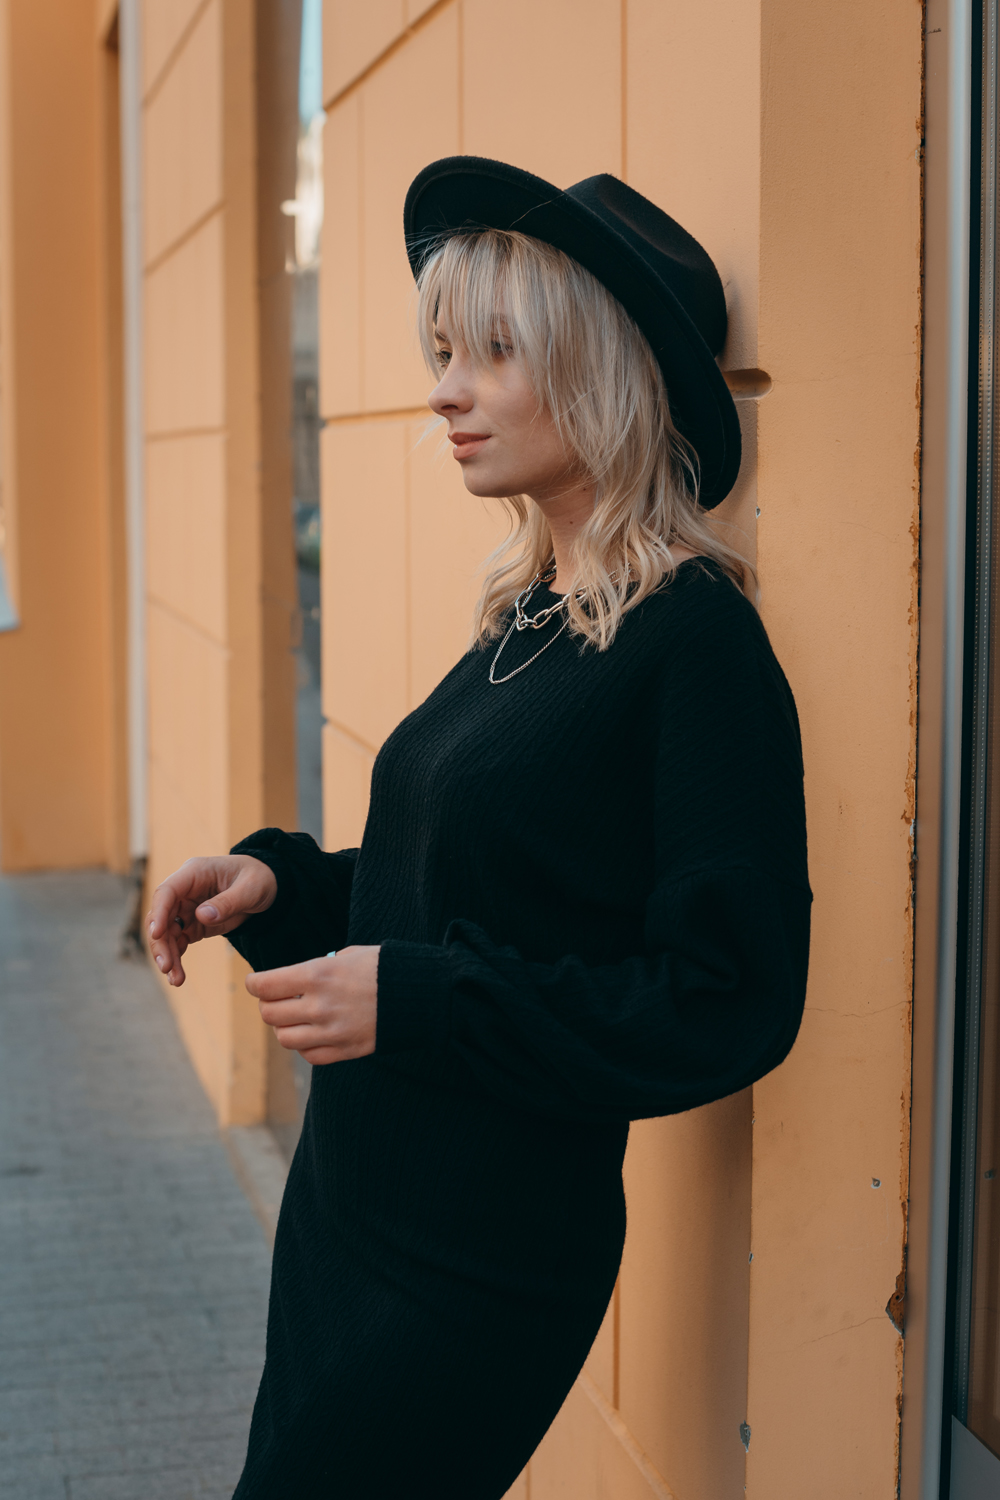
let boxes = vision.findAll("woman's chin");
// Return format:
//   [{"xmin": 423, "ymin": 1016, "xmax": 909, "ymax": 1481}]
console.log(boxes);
[{"xmin": 459, "ymin": 469, "xmax": 515, "ymax": 499}]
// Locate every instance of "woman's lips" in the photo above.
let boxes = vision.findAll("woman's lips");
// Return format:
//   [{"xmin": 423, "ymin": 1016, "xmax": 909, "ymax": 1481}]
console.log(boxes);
[{"xmin": 449, "ymin": 432, "xmax": 491, "ymax": 460}]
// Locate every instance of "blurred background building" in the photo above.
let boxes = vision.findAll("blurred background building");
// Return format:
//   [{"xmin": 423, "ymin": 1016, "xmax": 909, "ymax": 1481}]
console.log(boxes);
[{"xmin": 0, "ymin": 1, "xmax": 996, "ymax": 1497}]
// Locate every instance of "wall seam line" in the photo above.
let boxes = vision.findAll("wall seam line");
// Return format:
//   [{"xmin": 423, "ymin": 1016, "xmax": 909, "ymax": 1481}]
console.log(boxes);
[
  {"xmin": 324, "ymin": 719, "xmax": 379, "ymax": 758},
  {"xmin": 147, "ymin": 592, "xmax": 229, "ymax": 649},
  {"xmin": 322, "ymin": 0, "xmax": 456, "ymax": 113},
  {"xmin": 322, "ymin": 406, "xmax": 429, "ymax": 426},
  {"xmin": 577, "ymin": 1373, "xmax": 678, "ymax": 1500},
  {"xmin": 143, "ymin": 0, "xmax": 216, "ymax": 109},
  {"xmin": 147, "ymin": 425, "xmax": 227, "ymax": 443},
  {"xmin": 144, "ymin": 200, "xmax": 224, "ymax": 278}
]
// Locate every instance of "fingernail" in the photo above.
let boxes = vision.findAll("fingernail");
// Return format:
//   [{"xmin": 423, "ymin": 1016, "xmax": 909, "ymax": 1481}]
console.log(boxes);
[
  {"xmin": 198, "ymin": 904, "xmax": 220, "ymax": 923},
  {"xmin": 148, "ymin": 922, "xmax": 155, "ymax": 935},
  {"xmin": 155, "ymin": 954, "xmax": 165, "ymax": 969}
]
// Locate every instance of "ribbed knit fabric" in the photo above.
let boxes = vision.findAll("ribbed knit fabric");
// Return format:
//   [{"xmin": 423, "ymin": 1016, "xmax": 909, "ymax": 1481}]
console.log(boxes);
[{"xmin": 227, "ymin": 559, "xmax": 811, "ymax": 1499}]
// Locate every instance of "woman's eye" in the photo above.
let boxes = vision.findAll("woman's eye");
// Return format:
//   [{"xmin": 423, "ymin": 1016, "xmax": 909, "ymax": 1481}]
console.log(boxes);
[
  {"xmin": 436, "ymin": 349, "xmax": 451, "ymax": 367},
  {"xmin": 491, "ymin": 341, "xmax": 512, "ymax": 358}
]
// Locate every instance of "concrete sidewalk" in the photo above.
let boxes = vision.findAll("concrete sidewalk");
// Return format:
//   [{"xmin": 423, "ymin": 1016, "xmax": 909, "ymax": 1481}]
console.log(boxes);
[{"xmin": 0, "ymin": 870, "xmax": 278, "ymax": 1500}]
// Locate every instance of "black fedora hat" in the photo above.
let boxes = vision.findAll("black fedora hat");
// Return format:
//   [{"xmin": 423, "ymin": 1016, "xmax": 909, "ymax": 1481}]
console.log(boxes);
[{"xmin": 403, "ymin": 155, "xmax": 741, "ymax": 510}]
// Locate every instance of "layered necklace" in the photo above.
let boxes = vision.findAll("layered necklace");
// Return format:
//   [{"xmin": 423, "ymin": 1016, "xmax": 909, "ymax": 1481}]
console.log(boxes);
[{"xmin": 489, "ymin": 565, "xmax": 577, "ymax": 685}]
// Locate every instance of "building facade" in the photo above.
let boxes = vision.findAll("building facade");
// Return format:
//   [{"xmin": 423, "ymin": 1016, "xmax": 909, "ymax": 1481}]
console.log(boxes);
[{"xmin": 0, "ymin": 0, "xmax": 988, "ymax": 1495}]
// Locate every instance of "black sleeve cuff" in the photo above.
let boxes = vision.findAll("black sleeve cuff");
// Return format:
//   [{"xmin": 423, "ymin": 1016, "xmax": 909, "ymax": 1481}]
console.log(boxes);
[
  {"xmin": 226, "ymin": 828, "xmax": 358, "ymax": 971},
  {"xmin": 375, "ymin": 940, "xmax": 454, "ymax": 1054}
]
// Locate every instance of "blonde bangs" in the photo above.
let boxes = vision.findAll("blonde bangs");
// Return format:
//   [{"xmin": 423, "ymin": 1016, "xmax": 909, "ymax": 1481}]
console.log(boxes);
[{"xmin": 415, "ymin": 229, "xmax": 755, "ymax": 649}]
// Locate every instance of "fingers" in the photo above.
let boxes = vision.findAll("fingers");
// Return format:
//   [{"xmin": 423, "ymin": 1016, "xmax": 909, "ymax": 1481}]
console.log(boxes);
[
  {"xmin": 145, "ymin": 854, "xmax": 274, "ymax": 986},
  {"xmin": 247, "ymin": 946, "xmax": 378, "ymax": 1066},
  {"xmin": 270, "ymin": 1024, "xmax": 368, "ymax": 1064},
  {"xmin": 271, "ymin": 1023, "xmax": 324, "ymax": 1051},
  {"xmin": 257, "ymin": 995, "xmax": 315, "ymax": 1028},
  {"xmin": 193, "ymin": 874, "xmax": 242, "ymax": 929},
  {"xmin": 245, "ymin": 959, "xmax": 324, "ymax": 1002},
  {"xmin": 147, "ymin": 878, "xmax": 186, "ymax": 941},
  {"xmin": 148, "ymin": 899, "xmax": 192, "ymax": 985},
  {"xmin": 194, "ymin": 858, "xmax": 277, "ymax": 931},
  {"xmin": 155, "ymin": 927, "xmax": 188, "ymax": 986},
  {"xmin": 298, "ymin": 1047, "xmax": 340, "ymax": 1066}
]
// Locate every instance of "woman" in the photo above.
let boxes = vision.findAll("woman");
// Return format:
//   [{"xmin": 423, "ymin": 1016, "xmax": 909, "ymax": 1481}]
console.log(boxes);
[{"xmin": 149, "ymin": 157, "xmax": 810, "ymax": 1500}]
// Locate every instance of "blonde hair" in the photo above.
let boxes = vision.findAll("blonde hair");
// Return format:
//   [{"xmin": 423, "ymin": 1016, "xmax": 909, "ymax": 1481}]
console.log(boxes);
[{"xmin": 416, "ymin": 228, "xmax": 754, "ymax": 649}]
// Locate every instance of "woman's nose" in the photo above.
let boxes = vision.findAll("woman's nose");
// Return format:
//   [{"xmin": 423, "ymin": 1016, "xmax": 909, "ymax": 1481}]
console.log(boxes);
[{"xmin": 428, "ymin": 365, "xmax": 473, "ymax": 416}]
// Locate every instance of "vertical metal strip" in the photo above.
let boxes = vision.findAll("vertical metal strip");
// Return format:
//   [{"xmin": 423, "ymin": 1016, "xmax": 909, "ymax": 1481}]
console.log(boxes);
[
  {"xmin": 119, "ymin": 0, "xmax": 148, "ymax": 861},
  {"xmin": 954, "ymin": 0, "xmax": 997, "ymax": 1425},
  {"xmin": 919, "ymin": 0, "xmax": 975, "ymax": 1493}
]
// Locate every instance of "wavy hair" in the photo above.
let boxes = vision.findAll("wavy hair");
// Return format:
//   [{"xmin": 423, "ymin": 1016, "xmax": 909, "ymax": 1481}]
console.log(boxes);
[{"xmin": 415, "ymin": 228, "xmax": 754, "ymax": 649}]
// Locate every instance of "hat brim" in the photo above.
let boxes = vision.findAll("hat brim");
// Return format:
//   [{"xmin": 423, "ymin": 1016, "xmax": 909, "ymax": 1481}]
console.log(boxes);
[{"xmin": 404, "ymin": 156, "xmax": 742, "ymax": 510}]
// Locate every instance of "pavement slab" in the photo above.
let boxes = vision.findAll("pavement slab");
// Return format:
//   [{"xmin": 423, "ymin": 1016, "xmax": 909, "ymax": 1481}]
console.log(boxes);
[{"xmin": 0, "ymin": 871, "xmax": 274, "ymax": 1499}]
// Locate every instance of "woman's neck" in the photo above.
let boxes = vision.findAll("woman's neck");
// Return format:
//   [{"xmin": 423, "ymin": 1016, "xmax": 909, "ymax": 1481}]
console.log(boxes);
[
  {"xmin": 530, "ymin": 484, "xmax": 703, "ymax": 594},
  {"xmin": 530, "ymin": 482, "xmax": 596, "ymax": 594}
]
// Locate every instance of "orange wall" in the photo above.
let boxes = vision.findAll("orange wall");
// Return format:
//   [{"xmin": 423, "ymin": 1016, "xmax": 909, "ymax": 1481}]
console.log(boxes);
[
  {"xmin": 318, "ymin": 1, "xmax": 922, "ymax": 1495},
  {"xmin": 142, "ymin": 0, "xmax": 298, "ymax": 1125},
  {"xmin": 747, "ymin": 2, "xmax": 922, "ymax": 1491},
  {"xmin": 0, "ymin": 0, "xmax": 302, "ymax": 1124},
  {"xmin": 0, "ymin": 0, "xmax": 126, "ymax": 871}
]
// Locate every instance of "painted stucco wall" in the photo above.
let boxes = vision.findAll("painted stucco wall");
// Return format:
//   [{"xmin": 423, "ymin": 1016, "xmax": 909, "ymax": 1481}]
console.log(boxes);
[
  {"xmin": 317, "ymin": 1, "xmax": 922, "ymax": 1494},
  {"xmin": 747, "ymin": 3, "xmax": 922, "ymax": 1489},
  {"xmin": 0, "ymin": 0, "xmax": 127, "ymax": 871},
  {"xmin": 141, "ymin": 0, "xmax": 299, "ymax": 1125}
]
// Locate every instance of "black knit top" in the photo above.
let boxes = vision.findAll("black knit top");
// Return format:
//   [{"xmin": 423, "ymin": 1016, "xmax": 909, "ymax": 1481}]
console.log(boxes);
[{"xmin": 231, "ymin": 559, "xmax": 811, "ymax": 1125}]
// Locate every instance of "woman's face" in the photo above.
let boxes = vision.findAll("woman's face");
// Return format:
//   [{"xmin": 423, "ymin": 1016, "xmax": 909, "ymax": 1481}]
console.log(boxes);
[{"xmin": 428, "ymin": 321, "xmax": 582, "ymax": 501}]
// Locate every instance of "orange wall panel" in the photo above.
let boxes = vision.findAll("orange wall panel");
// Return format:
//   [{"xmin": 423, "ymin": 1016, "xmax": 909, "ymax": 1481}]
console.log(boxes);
[
  {"xmin": 359, "ymin": 4, "xmax": 459, "ymax": 413},
  {"xmin": 321, "ymin": 419, "xmax": 410, "ymax": 747},
  {"xmin": 147, "ymin": 603, "xmax": 229, "ymax": 843},
  {"xmin": 322, "ymin": 723, "xmax": 375, "ymax": 852},
  {"xmin": 319, "ymin": 93, "xmax": 362, "ymax": 418},
  {"xmin": 626, "ymin": 0, "xmax": 759, "ymax": 370},
  {"xmin": 530, "ymin": 1377, "xmax": 671, "ymax": 1499},
  {"xmin": 143, "ymin": 0, "xmax": 223, "ymax": 265},
  {"xmin": 0, "ymin": 0, "xmax": 113, "ymax": 869},
  {"xmin": 141, "ymin": 0, "xmax": 278, "ymax": 1125},
  {"xmin": 462, "ymin": 0, "xmax": 621, "ymax": 186},
  {"xmin": 146, "ymin": 434, "xmax": 228, "ymax": 644},
  {"xmin": 145, "ymin": 215, "xmax": 226, "ymax": 434},
  {"xmin": 746, "ymin": 0, "xmax": 922, "ymax": 1494},
  {"xmin": 585, "ymin": 1289, "xmax": 617, "ymax": 1407},
  {"xmin": 323, "ymin": 0, "xmax": 405, "ymax": 104},
  {"xmin": 619, "ymin": 1099, "xmax": 752, "ymax": 1499},
  {"xmin": 143, "ymin": 0, "xmax": 207, "ymax": 94},
  {"xmin": 405, "ymin": 0, "xmax": 439, "ymax": 20}
]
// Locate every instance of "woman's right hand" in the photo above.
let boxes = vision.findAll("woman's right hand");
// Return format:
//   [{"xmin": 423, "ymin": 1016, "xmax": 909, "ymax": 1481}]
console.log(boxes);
[{"xmin": 146, "ymin": 854, "xmax": 278, "ymax": 987}]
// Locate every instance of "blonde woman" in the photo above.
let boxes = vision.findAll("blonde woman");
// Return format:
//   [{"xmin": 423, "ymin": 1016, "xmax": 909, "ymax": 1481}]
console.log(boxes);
[{"xmin": 149, "ymin": 158, "xmax": 811, "ymax": 1500}]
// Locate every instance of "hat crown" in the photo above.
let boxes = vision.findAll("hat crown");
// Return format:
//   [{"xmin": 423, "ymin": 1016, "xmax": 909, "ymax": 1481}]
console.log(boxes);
[{"xmin": 565, "ymin": 175, "xmax": 729, "ymax": 356}]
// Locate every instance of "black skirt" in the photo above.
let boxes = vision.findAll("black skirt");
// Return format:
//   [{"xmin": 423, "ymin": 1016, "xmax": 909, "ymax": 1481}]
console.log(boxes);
[{"xmin": 232, "ymin": 1057, "xmax": 628, "ymax": 1500}]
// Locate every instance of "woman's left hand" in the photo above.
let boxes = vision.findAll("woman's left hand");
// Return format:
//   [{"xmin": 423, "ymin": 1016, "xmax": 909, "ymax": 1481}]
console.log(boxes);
[{"xmin": 245, "ymin": 946, "xmax": 380, "ymax": 1065}]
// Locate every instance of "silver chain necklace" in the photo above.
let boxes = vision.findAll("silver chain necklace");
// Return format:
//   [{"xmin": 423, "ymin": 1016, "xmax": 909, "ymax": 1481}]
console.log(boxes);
[{"xmin": 489, "ymin": 566, "xmax": 575, "ymax": 685}]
